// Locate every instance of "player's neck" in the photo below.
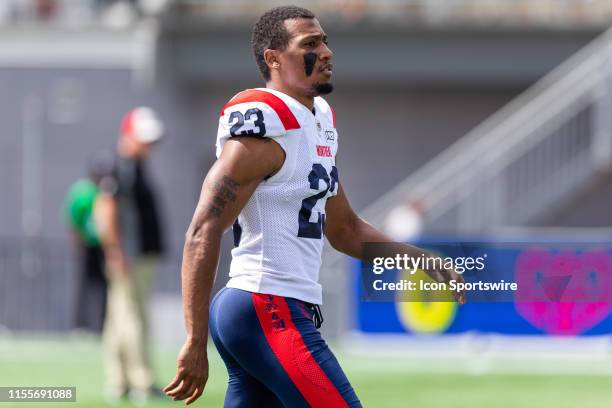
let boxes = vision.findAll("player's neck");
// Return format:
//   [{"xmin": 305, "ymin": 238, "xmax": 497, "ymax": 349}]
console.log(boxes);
[{"xmin": 266, "ymin": 83, "xmax": 314, "ymax": 111}]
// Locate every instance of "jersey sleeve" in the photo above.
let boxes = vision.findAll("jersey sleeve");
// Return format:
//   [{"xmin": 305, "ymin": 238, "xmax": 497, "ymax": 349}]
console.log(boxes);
[{"xmin": 216, "ymin": 89, "xmax": 301, "ymax": 158}]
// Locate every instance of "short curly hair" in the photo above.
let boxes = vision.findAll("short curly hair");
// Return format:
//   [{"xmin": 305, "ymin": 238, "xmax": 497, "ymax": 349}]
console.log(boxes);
[{"xmin": 251, "ymin": 6, "xmax": 316, "ymax": 81}]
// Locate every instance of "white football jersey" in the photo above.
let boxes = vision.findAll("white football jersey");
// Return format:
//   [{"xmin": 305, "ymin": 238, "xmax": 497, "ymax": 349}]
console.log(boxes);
[{"xmin": 216, "ymin": 88, "xmax": 339, "ymax": 305}]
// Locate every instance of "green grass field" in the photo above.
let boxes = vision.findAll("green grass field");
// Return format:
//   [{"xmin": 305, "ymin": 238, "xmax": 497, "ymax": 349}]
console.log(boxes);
[{"xmin": 1, "ymin": 335, "xmax": 612, "ymax": 408}]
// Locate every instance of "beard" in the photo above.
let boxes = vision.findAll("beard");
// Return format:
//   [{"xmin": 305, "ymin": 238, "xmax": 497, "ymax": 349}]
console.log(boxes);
[{"xmin": 312, "ymin": 82, "xmax": 334, "ymax": 96}]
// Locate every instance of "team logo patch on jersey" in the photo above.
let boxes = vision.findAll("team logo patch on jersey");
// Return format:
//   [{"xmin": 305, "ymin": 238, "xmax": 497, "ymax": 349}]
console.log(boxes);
[{"xmin": 316, "ymin": 145, "xmax": 332, "ymax": 157}]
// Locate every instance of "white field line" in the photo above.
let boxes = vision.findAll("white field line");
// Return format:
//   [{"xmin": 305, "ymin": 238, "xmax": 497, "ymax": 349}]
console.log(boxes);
[{"xmin": 3, "ymin": 334, "xmax": 612, "ymax": 376}]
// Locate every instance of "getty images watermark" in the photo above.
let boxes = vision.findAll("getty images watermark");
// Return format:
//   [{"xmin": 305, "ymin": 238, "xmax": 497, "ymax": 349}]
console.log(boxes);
[
  {"xmin": 372, "ymin": 252, "xmax": 516, "ymax": 293},
  {"xmin": 360, "ymin": 242, "xmax": 612, "ymax": 302}
]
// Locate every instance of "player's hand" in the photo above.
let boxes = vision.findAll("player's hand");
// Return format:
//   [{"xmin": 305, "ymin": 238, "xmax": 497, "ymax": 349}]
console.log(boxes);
[
  {"xmin": 164, "ymin": 339, "xmax": 209, "ymax": 405},
  {"xmin": 424, "ymin": 258, "xmax": 466, "ymax": 305}
]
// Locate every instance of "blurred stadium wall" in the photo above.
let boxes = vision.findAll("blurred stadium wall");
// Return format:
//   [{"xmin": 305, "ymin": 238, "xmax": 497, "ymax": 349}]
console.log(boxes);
[{"xmin": 0, "ymin": 1, "xmax": 610, "ymax": 342}]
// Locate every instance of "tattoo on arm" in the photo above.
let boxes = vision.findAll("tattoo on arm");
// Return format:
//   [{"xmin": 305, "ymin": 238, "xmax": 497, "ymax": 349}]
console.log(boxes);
[{"xmin": 208, "ymin": 175, "xmax": 240, "ymax": 217}]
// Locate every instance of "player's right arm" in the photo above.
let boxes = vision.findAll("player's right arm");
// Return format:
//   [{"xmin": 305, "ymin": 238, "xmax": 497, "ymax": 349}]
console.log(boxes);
[{"xmin": 164, "ymin": 135, "xmax": 285, "ymax": 405}]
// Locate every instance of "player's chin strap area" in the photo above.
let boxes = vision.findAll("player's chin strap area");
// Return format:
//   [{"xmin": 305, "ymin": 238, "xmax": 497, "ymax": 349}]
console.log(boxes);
[{"xmin": 311, "ymin": 304, "xmax": 324, "ymax": 329}]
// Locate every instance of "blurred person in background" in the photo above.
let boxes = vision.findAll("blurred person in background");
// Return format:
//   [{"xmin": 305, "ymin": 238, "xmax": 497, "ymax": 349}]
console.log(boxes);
[
  {"xmin": 34, "ymin": 0, "xmax": 57, "ymax": 21},
  {"xmin": 384, "ymin": 199, "xmax": 425, "ymax": 242},
  {"xmin": 64, "ymin": 156, "xmax": 112, "ymax": 334},
  {"xmin": 94, "ymin": 107, "xmax": 165, "ymax": 404},
  {"xmin": 98, "ymin": 0, "xmax": 168, "ymax": 28},
  {"xmin": 99, "ymin": 0, "xmax": 138, "ymax": 28}
]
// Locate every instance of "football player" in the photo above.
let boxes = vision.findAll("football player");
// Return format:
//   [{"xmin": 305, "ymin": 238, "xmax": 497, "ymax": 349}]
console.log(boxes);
[{"xmin": 164, "ymin": 6, "xmax": 465, "ymax": 407}]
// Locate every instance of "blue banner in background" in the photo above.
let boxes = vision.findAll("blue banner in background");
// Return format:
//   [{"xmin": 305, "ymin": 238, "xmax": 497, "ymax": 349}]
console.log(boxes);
[{"xmin": 353, "ymin": 241, "xmax": 612, "ymax": 336}]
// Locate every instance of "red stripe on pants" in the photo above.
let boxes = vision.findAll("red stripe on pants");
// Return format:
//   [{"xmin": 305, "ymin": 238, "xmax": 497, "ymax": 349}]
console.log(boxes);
[{"xmin": 252, "ymin": 293, "xmax": 348, "ymax": 408}]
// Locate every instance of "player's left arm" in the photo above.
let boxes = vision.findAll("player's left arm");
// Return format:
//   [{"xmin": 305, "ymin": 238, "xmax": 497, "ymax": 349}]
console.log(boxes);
[
  {"xmin": 324, "ymin": 183, "xmax": 465, "ymax": 303},
  {"xmin": 324, "ymin": 184, "xmax": 392, "ymax": 257}
]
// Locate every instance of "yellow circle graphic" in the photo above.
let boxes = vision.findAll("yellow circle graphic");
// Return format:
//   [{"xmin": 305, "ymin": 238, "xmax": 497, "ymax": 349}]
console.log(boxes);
[{"xmin": 395, "ymin": 269, "xmax": 458, "ymax": 334}]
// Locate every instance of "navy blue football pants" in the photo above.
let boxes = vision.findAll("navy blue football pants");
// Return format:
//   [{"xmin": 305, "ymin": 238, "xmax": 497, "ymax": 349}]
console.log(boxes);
[{"xmin": 209, "ymin": 287, "xmax": 362, "ymax": 407}]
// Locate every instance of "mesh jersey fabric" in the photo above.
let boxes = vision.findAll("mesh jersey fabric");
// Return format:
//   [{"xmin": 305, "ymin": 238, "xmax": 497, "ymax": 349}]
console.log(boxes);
[{"xmin": 216, "ymin": 88, "xmax": 339, "ymax": 305}]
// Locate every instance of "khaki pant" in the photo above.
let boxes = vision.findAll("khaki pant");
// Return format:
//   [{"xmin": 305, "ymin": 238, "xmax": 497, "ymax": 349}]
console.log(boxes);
[{"xmin": 103, "ymin": 256, "xmax": 157, "ymax": 396}]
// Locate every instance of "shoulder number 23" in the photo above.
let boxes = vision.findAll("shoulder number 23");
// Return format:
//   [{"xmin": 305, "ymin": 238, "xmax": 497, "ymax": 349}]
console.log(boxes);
[{"xmin": 229, "ymin": 108, "xmax": 266, "ymax": 137}]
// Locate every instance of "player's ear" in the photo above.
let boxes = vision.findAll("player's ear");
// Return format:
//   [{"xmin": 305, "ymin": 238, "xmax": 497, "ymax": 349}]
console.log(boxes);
[{"xmin": 264, "ymin": 49, "xmax": 280, "ymax": 73}]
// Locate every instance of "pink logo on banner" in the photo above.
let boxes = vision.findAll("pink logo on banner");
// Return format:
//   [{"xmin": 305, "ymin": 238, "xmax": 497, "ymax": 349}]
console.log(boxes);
[{"xmin": 514, "ymin": 249, "xmax": 612, "ymax": 335}]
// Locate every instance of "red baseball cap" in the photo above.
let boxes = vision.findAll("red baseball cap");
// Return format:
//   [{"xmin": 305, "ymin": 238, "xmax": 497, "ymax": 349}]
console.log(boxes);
[{"xmin": 121, "ymin": 106, "xmax": 164, "ymax": 143}]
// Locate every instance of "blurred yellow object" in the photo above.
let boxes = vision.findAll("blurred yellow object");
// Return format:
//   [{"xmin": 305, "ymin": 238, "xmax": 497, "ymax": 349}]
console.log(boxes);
[{"xmin": 395, "ymin": 269, "xmax": 457, "ymax": 334}]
